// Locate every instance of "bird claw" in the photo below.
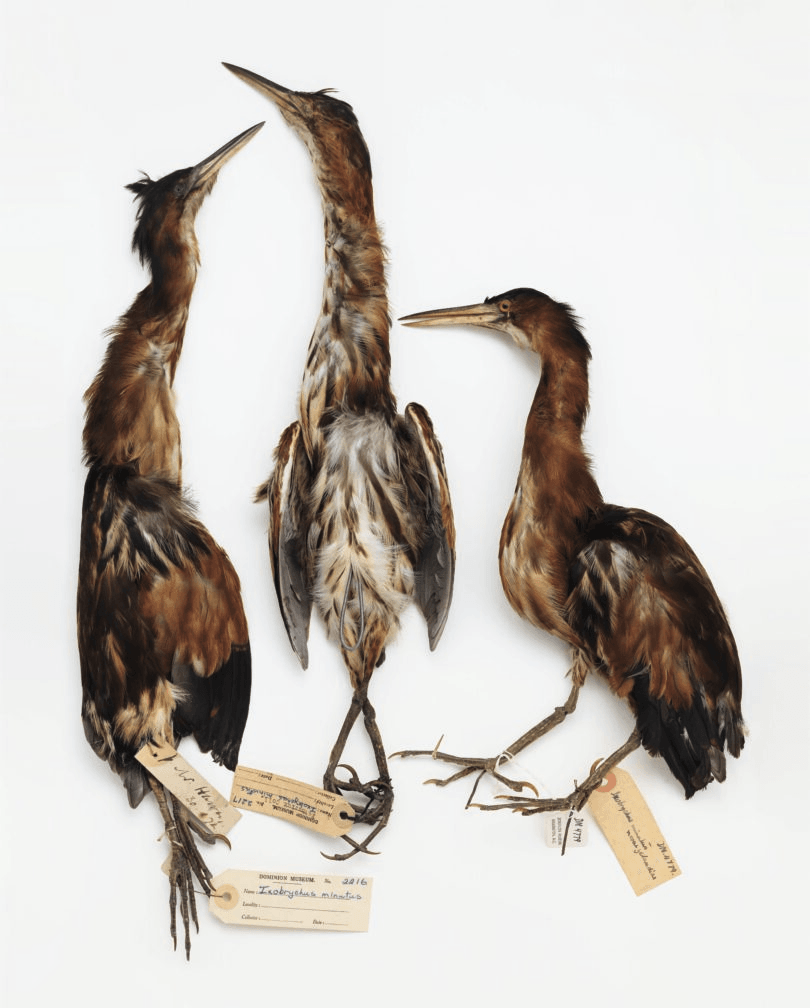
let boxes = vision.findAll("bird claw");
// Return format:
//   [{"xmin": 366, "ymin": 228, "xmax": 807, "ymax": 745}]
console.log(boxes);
[
  {"xmin": 151, "ymin": 783, "xmax": 214, "ymax": 959},
  {"xmin": 320, "ymin": 771, "xmax": 394, "ymax": 861},
  {"xmin": 186, "ymin": 817, "xmax": 232, "ymax": 850},
  {"xmin": 468, "ymin": 732, "xmax": 642, "ymax": 827},
  {"xmin": 321, "ymin": 792, "xmax": 392, "ymax": 861},
  {"xmin": 392, "ymin": 741, "xmax": 538, "ymax": 805}
]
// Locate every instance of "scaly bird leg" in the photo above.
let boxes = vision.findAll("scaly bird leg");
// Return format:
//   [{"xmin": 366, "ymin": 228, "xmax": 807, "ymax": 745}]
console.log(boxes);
[
  {"xmin": 324, "ymin": 695, "xmax": 394, "ymax": 861},
  {"xmin": 391, "ymin": 678, "xmax": 582, "ymax": 806},
  {"xmin": 323, "ymin": 691, "xmax": 367, "ymax": 813},
  {"xmin": 148, "ymin": 775, "xmax": 217, "ymax": 959},
  {"xmin": 470, "ymin": 728, "xmax": 641, "ymax": 819}
]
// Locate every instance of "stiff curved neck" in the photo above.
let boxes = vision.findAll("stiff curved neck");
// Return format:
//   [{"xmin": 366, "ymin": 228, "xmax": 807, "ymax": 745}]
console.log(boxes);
[
  {"xmin": 82, "ymin": 275, "xmax": 194, "ymax": 479},
  {"xmin": 519, "ymin": 354, "xmax": 603, "ymax": 520},
  {"xmin": 298, "ymin": 193, "xmax": 394, "ymax": 445}
]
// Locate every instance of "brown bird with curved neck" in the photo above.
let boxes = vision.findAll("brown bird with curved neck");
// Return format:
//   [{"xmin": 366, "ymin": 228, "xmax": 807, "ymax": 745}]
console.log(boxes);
[
  {"xmin": 224, "ymin": 64, "xmax": 455, "ymax": 859},
  {"xmin": 395, "ymin": 288, "xmax": 744, "ymax": 817},
  {"xmin": 78, "ymin": 122, "xmax": 262, "ymax": 955}
]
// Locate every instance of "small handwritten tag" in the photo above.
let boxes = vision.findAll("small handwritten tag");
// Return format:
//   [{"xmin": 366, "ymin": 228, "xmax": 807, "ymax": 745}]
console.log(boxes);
[
  {"xmin": 210, "ymin": 869, "xmax": 372, "ymax": 932},
  {"xmin": 545, "ymin": 812, "xmax": 588, "ymax": 848},
  {"xmin": 135, "ymin": 741, "xmax": 241, "ymax": 834},
  {"xmin": 587, "ymin": 768, "xmax": 681, "ymax": 895},
  {"xmin": 230, "ymin": 766, "xmax": 354, "ymax": 837}
]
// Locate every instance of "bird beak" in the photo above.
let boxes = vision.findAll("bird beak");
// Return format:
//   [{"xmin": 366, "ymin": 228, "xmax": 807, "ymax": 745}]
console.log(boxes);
[
  {"xmin": 185, "ymin": 121, "xmax": 265, "ymax": 194},
  {"xmin": 399, "ymin": 302, "xmax": 504, "ymax": 332},
  {"xmin": 223, "ymin": 63, "xmax": 307, "ymax": 119}
]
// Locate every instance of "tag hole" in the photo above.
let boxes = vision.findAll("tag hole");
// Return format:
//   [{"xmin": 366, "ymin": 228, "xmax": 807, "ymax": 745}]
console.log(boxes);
[{"xmin": 597, "ymin": 771, "xmax": 617, "ymax": 792}]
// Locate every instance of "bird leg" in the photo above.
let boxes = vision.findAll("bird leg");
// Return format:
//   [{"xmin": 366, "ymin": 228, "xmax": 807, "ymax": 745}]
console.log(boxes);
[
  {"xmin": 323, "ymin": 691, "xmax": 366, "ymax": 809},
  {"xmin": 322, "ymin": 691, "xmax": 394, "ymax": 860},
  {"xmin": 470, "ymin": 728, "xmax": 642, "ymax": 817},
  {"xmin": 148, "ymin": 774, "xmax": 216, "ymax": 959},
  {"xmin": 391, "ymin": 678, "xmax": 582, "ymax": 807}
]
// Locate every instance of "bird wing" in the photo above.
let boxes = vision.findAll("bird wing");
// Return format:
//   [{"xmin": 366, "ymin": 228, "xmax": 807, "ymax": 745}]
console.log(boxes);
[
  {"xmin": 78, "ymin": 465, "xmax": 251, "ymax": 800},
  {"xmin": 566, "ymin": 505, "xmax": 743, "ymax": 797},
  {"xmin": 402, "ymin": 403, "xmax": 456, "ymax": 649},
  {"xmin": 260, "ymin": 421, "xmax": 312, "ymax": 668}
]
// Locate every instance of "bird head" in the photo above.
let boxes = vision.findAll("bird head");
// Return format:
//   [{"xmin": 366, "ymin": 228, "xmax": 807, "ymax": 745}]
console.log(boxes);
[
  {"xmin": 126, "ymin": 121, "xmax": 264, "ymax": 268},
  {"xmin": 223, "ymin": 64, "xmax": 373, "ymax": 205},
  {"xmin": 400, "ymin": 288, "xmax": 590, "ymax": 362}
]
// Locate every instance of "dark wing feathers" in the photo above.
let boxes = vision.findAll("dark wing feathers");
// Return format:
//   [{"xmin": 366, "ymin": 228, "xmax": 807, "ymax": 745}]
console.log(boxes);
[
  {"xmin": 77, "ymin": 464, "xmax": 251, "ymax": 798},
  {"xmin": 263, "ymin": 421, "xmax": 313, "ymax": 668},
  {"xmin": 567, "ymin": 505, "xmax": 744, "ymax": 797},
  {"xmin": 402, "ymin": 403, "xmax": 456, "ymax": 649},
  {"xmin": 172, "ymin": 644, "xmax": 252, "ymax": 770}
]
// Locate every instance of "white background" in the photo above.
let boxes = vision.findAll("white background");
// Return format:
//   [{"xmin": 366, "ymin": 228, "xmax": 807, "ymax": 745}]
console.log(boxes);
[{"xmin": 2, "ymin": 1, "xmax": 808, "ymax": 1004}]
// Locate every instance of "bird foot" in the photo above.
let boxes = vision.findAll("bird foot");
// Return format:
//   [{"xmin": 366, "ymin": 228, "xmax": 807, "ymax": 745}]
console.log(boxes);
[
  {"xmin": 160, "ymin": 818, "xmax": 213, "ymax": 959},
  {"xmin": 391, "ymin": 737, "xmax": 540, "ymax": 807},
  {"xmin": 469, "ymin": 731, "xmax": 642, "ymax": 828},
  {"xmin": 321, "ymin": 766, "xmax": 394, "ymax": 860},
  {"xmin": 325, "ymin": 763, "xmax": 392, "ymax": 822}
]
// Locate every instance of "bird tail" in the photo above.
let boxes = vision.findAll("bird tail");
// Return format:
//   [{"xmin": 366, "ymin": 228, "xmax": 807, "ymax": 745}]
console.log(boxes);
[
  {"xmin": 716, "ymin": 689, "xmax": 745, "ymax": 760},
  {"xmin": 629, "ymin": 675, "xmax": 743, "ymax": 799}
]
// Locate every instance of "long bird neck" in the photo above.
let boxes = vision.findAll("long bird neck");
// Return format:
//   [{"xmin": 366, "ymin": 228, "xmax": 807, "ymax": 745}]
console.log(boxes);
[
  {"xmin": 518, "ymin": 341, "xmax": 603, "ymax": 527},
  {"xmin": 298, "ymin": 139, "xmax": 394, "ymax": 450},
  {"xmin": 82, "ymin": 236, "xmax": 199, "ymax": 481}
]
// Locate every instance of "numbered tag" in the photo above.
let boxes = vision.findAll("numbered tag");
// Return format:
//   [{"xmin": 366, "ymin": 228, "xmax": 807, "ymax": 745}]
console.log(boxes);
[
  {"xmin": 544, "ymin": 811, "xmax": 588, "ymax": 848},
  {"xmin": 210, "ymin": 869, "xmax": 372, "ymax": 931},
  {"xmin": 230, "ymin": 766, "xmax": 354, "ymax": 837},
  {"xmin": 588, "ymin": 768, "xmax": 681, "ymax": 895}
]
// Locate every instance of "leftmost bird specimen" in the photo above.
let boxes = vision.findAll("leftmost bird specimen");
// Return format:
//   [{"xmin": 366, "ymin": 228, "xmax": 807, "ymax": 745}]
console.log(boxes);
[{"xmin": 77, "ymin": 122, "xmax": 263, "ymax": 957}]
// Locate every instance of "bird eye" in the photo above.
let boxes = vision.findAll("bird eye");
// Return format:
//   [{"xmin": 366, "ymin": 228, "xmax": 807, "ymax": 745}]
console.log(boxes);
[
  {"xmin": 499, "ymin": 300, "xmax": 512, "ymax": 314},
  {"xmin": 173, "ymin": 182, "xmax": 186, "ymax": 197}
]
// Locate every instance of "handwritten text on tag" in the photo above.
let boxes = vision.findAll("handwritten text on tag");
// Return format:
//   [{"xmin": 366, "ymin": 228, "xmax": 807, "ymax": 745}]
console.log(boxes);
[
  {"xmin": 588, "ymin": 768, "xmax": 681, "ymax": 895},
  {"xmin": 210, "ymin": 869, "xmax": 372, "ymax": 931},
  {"xmin": 135, "ymin": 741, "xmax": 241, "ymax": 834},
  {"xmin": 230, "ymin": 766, "xmax": 354, "ymax": 837}
]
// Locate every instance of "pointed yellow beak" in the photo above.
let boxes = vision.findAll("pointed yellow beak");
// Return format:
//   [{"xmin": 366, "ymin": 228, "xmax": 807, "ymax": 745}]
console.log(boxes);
[
  {"xmin": 186, "ymin": 121, "xmax": 264, "ymax": 193},
  {"xmin": 399, "ymin": 302, "xmax": 505, "ymax": 331},
  {"xmin": 223, "ymin": 63, "xmax": 308, "ymax": 117}
]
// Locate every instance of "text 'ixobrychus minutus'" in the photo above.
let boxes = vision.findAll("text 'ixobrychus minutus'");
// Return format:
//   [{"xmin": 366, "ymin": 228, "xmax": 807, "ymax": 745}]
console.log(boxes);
[
  {"xmin": 395, "ymin": 288, "xmax": 744, "ymax": 817},
  {"xmin": 78, "ymin": 122, "xmax": 262, "ymax": 955},
  {"xmin": 224, "ymin": 64, "xmax": 455, "ymax": 859}
]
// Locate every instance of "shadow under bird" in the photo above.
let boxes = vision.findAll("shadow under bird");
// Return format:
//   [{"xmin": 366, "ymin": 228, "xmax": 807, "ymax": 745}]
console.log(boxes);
[
  {"xmin": 224, "ymin": 64, "xmax": 455, "ymax": 858},
  {"xmin": 395, "ymin": 288, "xmax": 744, "ymax": 818},
  {"xmin": 78, "ymin": 122, "xmax": 262, "ymax": 955}
]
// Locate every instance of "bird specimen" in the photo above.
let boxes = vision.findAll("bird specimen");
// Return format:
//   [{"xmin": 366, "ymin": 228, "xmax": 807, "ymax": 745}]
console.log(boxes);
[
  {"xmin": 224, "ymin": 64, "xmax": 455, "ymax": 858},
  {"xmin": 395, "ymin": 288, "xmax": 744, "ymax": 817},
  {"xmin": 78, "ymin": 122, "xmax": 262, "ymax": 955}
]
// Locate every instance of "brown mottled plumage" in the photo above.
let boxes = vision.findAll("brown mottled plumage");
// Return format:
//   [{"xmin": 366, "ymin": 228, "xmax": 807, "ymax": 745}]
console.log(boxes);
[
  {"xmin": 78, "ymin": 123, "xmax": 261, "ymax": 955},
  {"xmin": 395, "ymin": 288, "xmax": 743, "ymax": 815},
  {"xmin": 224, "ymin": 65, "xmax": 455, "ymax": 858}
]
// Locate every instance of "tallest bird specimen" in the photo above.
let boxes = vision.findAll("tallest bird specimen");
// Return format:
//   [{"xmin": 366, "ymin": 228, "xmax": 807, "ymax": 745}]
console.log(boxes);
[
  {"xmin": 397, "ymin": 288, "xmax": 743, "ymax": 814},
  {"xmin": 78, "ymin": 122, "xmax": 262, "ymax": 955},
  {"xmin": 224, "ymin": 64, "xmax": 455, "ymax": 857}
]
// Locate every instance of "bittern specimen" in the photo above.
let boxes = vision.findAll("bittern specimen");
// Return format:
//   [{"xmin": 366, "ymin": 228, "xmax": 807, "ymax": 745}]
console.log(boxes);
[
  {"xmin": 396, "ymin": 288, "xmax": 744, "ymax": 817},
  {"xmin": 78, "ymin": 122, "xmax": 262, "ymax": 955},
  {"xmin": 224, "ymin": 64, "xmax": 455, "ymax": 858}
]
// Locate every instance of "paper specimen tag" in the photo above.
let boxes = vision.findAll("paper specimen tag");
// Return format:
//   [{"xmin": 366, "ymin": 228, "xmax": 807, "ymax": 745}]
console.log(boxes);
[
  {"xmin": 587, "ymin": 768, "xmax": 681, "ymax": 895},
  {"xmin": 210, "ymin": 869, "xmax": 372, "ymax": 932},
  {"xmin": 230, "ymin": 766, "xmax": 354, "ymax": 837},
  {"xmin": 135, "ymin": 741, "xmax": 241, "ymax": 834},
  {"xmin": 544, "ymin": 811, "xmax": 588, "ymax": 848}
]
